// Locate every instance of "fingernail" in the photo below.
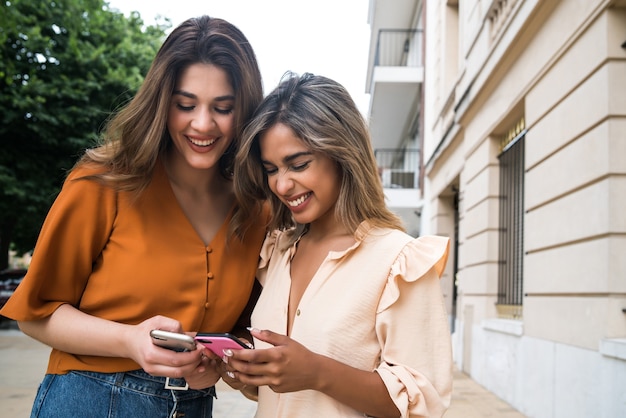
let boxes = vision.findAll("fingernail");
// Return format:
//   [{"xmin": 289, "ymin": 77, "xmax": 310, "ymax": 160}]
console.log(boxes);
[
  {"xmin": 223, "ymin": 348, "xmax": 233, "ymax": 356},
  {"xmin": 222, "ymin": 355, "xmax": 229, "ymax": 364},
  {"xmin": 246, "ymin": 327, "xmax": 260, "ymax": 333}
]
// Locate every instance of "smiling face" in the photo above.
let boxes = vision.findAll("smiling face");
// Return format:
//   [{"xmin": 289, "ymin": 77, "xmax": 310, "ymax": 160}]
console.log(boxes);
[
  {"xmin": 259, "ymin": 123, "xmax": 342, "ymax": 227},
  {"xmin": 167, "ymin": 63, "xmax": 235, "ymax": 171}
]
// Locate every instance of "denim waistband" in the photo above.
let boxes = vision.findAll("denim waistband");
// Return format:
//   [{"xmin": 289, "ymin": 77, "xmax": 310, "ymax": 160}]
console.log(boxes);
[{"xmin": 72, "ymin": 369, "xmax": 215, "ymax": 401}]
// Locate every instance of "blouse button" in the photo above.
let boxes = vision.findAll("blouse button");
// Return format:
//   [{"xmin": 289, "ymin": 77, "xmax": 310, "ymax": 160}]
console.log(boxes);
[
  {"xmin": 207, "ymin": 272, "xmax": 214, "ymax": 280},
  {"xmin": 296, "ymin": 309, "xmax": 301, "ymax": 316},
  {"xmin": 204, "ymin": 302, "xmax": 210, "ymax": 309},
  {"xmin": 206, "ymin": 246, "xmax": 213, "ymax": 253}
]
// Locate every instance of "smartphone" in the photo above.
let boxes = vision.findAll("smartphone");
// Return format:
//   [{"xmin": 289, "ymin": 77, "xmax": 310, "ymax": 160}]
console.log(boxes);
[
  {"xmin": 150, "ymin": 330, "xmax": 197, "ymax": 352},
  {"xmin": 195, "ymin": 333, "xmax": 251, "ymax": 356}
]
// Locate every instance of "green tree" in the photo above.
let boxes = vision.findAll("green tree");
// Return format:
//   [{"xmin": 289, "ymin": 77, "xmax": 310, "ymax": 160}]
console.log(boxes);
[{"xmin": 0, "ymin": 0, "xmax": 169, "ymax": 269}]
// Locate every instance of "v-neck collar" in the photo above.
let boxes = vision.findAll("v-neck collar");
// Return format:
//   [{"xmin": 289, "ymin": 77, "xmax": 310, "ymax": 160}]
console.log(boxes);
[{"xmin": 154, "ymin": 158, "xmax": 235, "ymax": 247}]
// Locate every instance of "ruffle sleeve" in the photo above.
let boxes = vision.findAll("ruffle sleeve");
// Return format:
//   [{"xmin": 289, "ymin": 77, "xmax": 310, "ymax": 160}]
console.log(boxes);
[
  {"xmin": 378, "ymin": 235, "xmax": 449, "ymax": 313},
  {"xmin": 375, "ymin": 235, "xmax": 452, "ymax": 417},
  {"xmin": 256, "ymin": 229, "xmax": 280, "ymax": 286},
  {"xmin": 0, "ymin": 165, "xmax": 116, "ymax": 321},
  {"xmin": 377, "ymin": 363, "xmax": 450, "ymax": 418}
]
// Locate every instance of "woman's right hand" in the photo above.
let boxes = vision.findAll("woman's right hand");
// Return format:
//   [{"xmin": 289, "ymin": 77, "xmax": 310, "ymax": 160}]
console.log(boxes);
[{"xmin": 128, "ymin": 315, "xmax": 204, "ymax": 379}]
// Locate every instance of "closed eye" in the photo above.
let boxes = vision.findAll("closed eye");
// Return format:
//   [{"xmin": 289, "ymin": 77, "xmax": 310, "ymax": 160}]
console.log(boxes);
[
  {"xmin": 292, "ymin": 160, "xmax": 311, "ymax": 171},
  {"xmin": 263, "ymin": 165, "xmax": 278, "ymax": 175},
  {"xmin": 215, "ymin": 106, "xmax": 234, "ymax": 115},
  {"xmin": 262, "ymin": 160, "xmax": 311, "ymax": 176},
  {"xmin": 176, "ymin": 103, "xmax": 195, "ymax": 112}
]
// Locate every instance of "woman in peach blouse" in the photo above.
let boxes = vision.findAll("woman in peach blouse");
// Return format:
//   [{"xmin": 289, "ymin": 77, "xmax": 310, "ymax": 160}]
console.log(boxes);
[
  {"xmin": 225, "ymin": 73, "xmax": 453, "ymax": 417},
  {"xmin": 0, "ymin": 16, "xmax": 267, "ymax": 417}
]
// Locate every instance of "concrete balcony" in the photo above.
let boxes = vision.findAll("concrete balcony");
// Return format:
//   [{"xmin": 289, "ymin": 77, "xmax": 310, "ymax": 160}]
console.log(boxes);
[
  {"xmin": 368, "ymin": 29, "xmax": 424, "ymax": 152},
  {"xmin": 375, "ymin": 148, "xmax": 422, "ymax": 235}
]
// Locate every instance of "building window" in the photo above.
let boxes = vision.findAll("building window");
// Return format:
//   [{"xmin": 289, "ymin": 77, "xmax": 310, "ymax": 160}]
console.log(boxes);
[{"xmin": 497, "ymin": 118, "xmax": 525, "ymax": 319}]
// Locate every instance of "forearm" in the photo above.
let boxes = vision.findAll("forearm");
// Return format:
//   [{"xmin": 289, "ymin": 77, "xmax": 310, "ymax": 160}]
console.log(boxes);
[
  {"xmin": 18, "ymin": 303, "xmax": 133, "ymax": 358},
  {"xmin": 314, "ymin": 354, "xmax": 400, "ymax": 418},
  {"xmin": 18, "ymin": 303, "xmax": 207, "ymax": 381},
  {"xmin": 234, "ymin": 328, "xmax": 401, "ymax": 415}
]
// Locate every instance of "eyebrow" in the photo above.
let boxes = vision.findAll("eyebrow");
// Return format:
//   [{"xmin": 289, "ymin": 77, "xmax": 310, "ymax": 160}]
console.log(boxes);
[
  {"xmin": 172, "ymin": 89, "xmax": 235, "ymax": 102},
  {"xmin": 262, "ymin": 151, "xmax": 313, "ymax": 165}
]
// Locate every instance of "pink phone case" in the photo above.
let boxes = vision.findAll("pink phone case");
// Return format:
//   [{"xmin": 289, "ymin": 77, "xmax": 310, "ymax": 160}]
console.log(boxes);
[{"xmin": 194, "ymin": 333, "xmax": 250, "ymax": 356}]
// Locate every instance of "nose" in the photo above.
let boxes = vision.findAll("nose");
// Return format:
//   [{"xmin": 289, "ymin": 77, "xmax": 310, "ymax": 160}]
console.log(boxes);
[
  {"xmin": 274, "ymin": 170, "xmax": 294, "ymax": 196},
  {"xmin": 191, "ymin": 109, "xmax": 215, "ymax": 132}
]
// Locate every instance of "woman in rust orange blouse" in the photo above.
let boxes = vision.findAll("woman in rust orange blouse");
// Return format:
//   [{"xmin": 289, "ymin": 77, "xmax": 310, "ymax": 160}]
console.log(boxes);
[{"xmin": 0, "ymin": 16, "xmax": 266, "ymax": 417}]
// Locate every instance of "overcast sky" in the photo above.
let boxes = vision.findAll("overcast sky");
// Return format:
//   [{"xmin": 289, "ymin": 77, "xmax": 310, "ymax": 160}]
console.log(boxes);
[{"xmin": 107, "ymin": 0, "xmax": 372, "ymax": 115}]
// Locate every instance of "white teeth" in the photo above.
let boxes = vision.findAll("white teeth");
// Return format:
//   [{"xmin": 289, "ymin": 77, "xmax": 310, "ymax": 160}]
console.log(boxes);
[
  {"xmin": 287, "ymin": 193, "xmax": 310, "ymax": 207},
  {"xmin": 188, "ymin": 137, "xmax": 216, "ymax": 147}
]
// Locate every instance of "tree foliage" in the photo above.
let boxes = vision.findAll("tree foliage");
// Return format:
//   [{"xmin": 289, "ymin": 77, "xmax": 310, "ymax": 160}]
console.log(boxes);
[{"xmin": 0, "ymin": 0, "xmax": 169, "ymax": 269}]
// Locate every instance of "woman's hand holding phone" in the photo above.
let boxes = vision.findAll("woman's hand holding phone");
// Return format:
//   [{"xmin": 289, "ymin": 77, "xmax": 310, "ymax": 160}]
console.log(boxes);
[
  {"xmin": 223, "ymin": 328, "xmax": 323, "ymax": 394},
  {"xmin": 130, "ymin": 317, "xmax": 205, "ymax": 385},
  {"xmin": 148, "ymin": 328, "xmax": 223, "ymax": 389}
]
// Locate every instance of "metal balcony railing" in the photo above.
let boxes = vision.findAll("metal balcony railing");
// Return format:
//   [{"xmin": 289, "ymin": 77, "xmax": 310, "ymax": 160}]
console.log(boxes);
[
  {"xmin": 374, "ymin": 29, "xmax": 423, "ymax": 67},
  {"xmin": 375, "ymin": 149, "xmax": 420, "ymax": 189}
]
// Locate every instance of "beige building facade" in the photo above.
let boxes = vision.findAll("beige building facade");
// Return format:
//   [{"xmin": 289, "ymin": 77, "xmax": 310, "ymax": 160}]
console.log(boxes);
[
  {"xmin": 419, "ymin": 0, "xmax": 626, "ymax": 416},
  {"xmin": 367, "ymin": 1, "xmax": 625, "ymax": 415}
]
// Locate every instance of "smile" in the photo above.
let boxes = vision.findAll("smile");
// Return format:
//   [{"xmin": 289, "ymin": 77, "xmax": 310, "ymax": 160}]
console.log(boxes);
[
  {"xmin": 287, "ymin": 193, "xmax": 311, "ymax": 207},
  {"xmin": 188, "ymin": 136, "xmax": 216, "ymax": 147}
]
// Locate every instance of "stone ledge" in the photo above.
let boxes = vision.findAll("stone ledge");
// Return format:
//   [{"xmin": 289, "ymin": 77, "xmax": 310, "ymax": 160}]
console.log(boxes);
[
  {"xmin": 599, "ymin": 338, "xmax": 626, "ymax": 361},
  {"xmin": 481, "ymin": 318, "xmax": 524, "ymax": 336}
]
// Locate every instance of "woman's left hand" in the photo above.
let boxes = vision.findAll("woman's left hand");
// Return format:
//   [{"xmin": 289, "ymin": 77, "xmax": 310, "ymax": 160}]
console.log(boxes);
[{"xmin": 184, "ymin": 352, "xmax": 221, "ymax": 389}]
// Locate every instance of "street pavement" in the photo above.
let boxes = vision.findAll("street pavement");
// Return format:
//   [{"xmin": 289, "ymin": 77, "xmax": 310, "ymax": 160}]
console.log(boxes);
[{"xmin": 0, "ymin": 327, "xmax": 526, "ymax": 417}]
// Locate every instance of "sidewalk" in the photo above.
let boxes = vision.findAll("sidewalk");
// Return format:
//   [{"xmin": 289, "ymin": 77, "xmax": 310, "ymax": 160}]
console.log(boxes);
[{"xmin": 0, "ymin": 328, "xmax": 526, "ymax": 417}]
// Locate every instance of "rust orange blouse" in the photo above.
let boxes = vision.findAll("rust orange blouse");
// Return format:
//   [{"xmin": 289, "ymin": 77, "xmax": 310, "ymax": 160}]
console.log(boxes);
[{"xmin": 1, "ymin": 160, "xmax": 267, "ymax": 374}]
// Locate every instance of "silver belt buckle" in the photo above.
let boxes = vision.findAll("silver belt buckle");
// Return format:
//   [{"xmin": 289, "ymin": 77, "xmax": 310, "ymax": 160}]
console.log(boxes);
[{"xmin": 165, "ymin": 377, "xmax": 189, "ymax": 391}]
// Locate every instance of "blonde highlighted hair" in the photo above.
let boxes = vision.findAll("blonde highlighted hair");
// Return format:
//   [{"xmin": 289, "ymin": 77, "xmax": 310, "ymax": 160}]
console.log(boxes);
[{"xmin": 233, "ymin": 72, "xmax": 403, "ymax": 242}]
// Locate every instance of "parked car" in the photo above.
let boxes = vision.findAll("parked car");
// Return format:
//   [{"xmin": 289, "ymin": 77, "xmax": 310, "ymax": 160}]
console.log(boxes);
[{"xmin": 0, "ymin": 268, "xmax": 27, "ymax": 316}]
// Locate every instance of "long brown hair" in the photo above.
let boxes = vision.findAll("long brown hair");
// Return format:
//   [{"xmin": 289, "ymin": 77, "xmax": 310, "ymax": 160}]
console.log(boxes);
[{"xmin": 78, "ymin": 16, "xmax": 263, "ymax": 194}]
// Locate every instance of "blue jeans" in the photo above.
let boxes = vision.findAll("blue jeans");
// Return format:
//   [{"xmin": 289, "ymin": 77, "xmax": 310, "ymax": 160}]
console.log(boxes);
[{"xmin": 30, "ymin": 370, "xmax": 215, "ymax": 418}]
